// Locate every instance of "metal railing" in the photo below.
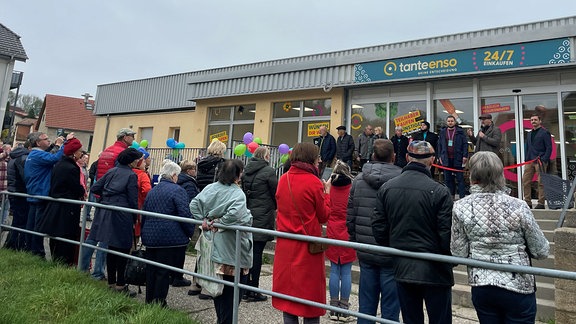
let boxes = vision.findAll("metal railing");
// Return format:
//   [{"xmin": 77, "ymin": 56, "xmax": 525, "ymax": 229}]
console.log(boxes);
[{"xmin": 1, "ymin": 190, "xmax": 574, "ymax": 323}]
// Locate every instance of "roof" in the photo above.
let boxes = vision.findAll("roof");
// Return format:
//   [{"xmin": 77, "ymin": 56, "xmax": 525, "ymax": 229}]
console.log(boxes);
[
  {"xmin": 36, "ymin": 94, "xmax": 96, "ymax": 132},
  {"xmin": 16, "ymin": 118, "xmax": 37, "ymax": 126},
  {"xmin": 10, "ymin": 105, "xmax": 28, "ymax": 117},
  {"xmin": 0, "ymin": 23, "xmax": 28, "ymax": 61}
]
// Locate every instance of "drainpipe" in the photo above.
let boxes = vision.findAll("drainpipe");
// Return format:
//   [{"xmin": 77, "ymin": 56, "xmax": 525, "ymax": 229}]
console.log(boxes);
[{"xmin": 102, "ymin": 114, "xmax": 110, "ymax": 151}]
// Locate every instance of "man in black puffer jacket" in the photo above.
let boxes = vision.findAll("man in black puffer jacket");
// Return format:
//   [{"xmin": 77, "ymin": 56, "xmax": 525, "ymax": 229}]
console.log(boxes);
[
  {"xmin": 241, "ymin": 146, "xmax": 278, "ymax": 302},
  {"xmin": 347, "ymin": 139, "xmax": 402, "ymax": 323},
  {"xmin": 5, "ymin": 142, "xmax": 30, "ymax": 250},
  {"xmin": 372, "ymin": 141, "xmax": 454, "ymax": 324}
]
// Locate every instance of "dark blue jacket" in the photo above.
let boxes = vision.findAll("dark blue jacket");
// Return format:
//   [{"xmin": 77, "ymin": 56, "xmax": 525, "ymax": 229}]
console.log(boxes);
[
  {"xmin": 177, "ymin": 173, "xmax": 199, "ymax": 203},
  {"xmin": 438, "ymin": 126, "xmax": 468, "ymax": 168},
  {"xmin": 313, "ymin": 133, "xmax": 336, "ymax": 163},
  {"xmin": 7, "ymin": 146, "xmax": 29, "ymax": 193},
  {"xmin": 336, "ymin": 133, "xmax": 355, "ymax": 162},
  {"xmin": 141, "ymin": 179, "xmax": 195, "ymax": 247},
  {"xmin": 525, "ymin": 127, "xmax": 552, "ymax": 163}
]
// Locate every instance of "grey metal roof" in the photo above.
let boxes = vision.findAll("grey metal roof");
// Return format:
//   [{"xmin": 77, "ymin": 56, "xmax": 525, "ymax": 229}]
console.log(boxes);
[
  {"xmin": 95, "ymin": 16, "xmax": 576, "ymax": 115},
  {"xmin": 0, "ymin": 23, "xmax": 28, "ymax": 61}
]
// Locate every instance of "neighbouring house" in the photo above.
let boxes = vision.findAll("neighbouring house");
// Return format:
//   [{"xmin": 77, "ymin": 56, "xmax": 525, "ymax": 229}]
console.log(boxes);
[
  {"xmin": 0, "ymin": 23, "xmax": 27, "ymax": 136},
  {"xmin": 35, "ymin": 94, "xmax": 96, "ymax": 152},
  {"xmin": 13, "ymin": 117, "xmax": 37, "ymax": 145}
]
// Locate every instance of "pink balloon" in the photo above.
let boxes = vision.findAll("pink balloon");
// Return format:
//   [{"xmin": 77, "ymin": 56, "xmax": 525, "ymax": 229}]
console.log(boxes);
[{"xmin": 247, "ymin": 141, "xmax": 259, "ymax": 153}]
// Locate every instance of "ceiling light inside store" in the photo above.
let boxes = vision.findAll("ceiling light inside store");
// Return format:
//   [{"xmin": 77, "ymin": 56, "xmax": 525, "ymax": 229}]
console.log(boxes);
[
  {"xmin": 292, "ymin": 107, "xmax": 314, "ymax": 112},
  {"xmin": 442, "ymin": 109, "xmax": 464, "ymax": 114},
  {"xmin": 249, "ymin": 109, "xmax": 256, "ymax": 113},
  {"xmin": 460, "ymin": 125, "xmax": 473, "ymax": 128},
  {"xmin": 352, "ymin": 104, "xmax": 364, "ymax": 109}
]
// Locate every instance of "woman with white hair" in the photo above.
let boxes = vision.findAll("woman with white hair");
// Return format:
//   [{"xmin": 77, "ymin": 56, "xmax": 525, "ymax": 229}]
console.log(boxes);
[
  {"xmin": 451, "ymin": 151, "xmax": 550, "ymax": 323},
  {"xmin": 141, "ymin": 159, "xmax": 195, "ymax": 307}
]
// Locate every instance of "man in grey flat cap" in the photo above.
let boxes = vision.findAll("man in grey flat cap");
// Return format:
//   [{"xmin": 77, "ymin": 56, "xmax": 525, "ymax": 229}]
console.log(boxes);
[{"xmin": 467, "ymin": 113, "xmax": 502, "ymax": 154}]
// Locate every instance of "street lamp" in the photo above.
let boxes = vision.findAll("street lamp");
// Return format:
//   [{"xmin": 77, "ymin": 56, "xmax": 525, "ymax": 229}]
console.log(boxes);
[{"xmin": 82, "ymin": 93, "xmax": 94, "ymax": 110}]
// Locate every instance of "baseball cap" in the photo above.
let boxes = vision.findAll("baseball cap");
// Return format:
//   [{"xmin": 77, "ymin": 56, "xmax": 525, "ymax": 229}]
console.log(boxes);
[{"xmin": 117, "ymin": 128, "xmax": 136, "ymax": 138}]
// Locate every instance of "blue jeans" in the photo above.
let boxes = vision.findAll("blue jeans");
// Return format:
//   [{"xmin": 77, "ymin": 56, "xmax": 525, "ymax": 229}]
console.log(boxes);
[
  {"xmin": 25, "ymin": 202, "xmax": 46, "ymax": 257},
  {"xmin": 6, "ymin": 196, "xmax": 29, "ymax": 250},
  {"xmin": 444, "ymin": 158, "xmax": 465, "ymax": 198},
  {"xmin": 472, "ymin": 285, "xmax": 536, "ymax": 324},
  {"xmin": 1, "ymin": 197, "xmax": 10, "ymax": 224},
  {"xmin": 358, "ymin": 261, "xmax": 400, "ymax": 323},
  {"xmin": 329, "ymin": 261, "xmax": 352, "ymax": 301},
  {"xmin": 85, "ymin": 191, "xmax": 97, "ymax": 219},
  {"xmin": 79, "ymin": 238, "xmax": 107, "ymax": 279}
]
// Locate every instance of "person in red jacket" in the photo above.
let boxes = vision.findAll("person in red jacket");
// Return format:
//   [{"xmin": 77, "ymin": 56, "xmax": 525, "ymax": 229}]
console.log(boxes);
[
  {"xmin": 273, "ymin": 142, "xmax": 331, "ymax": 324},
  {"xmin": 96, "ymin": 128, "xmax": 136, "ymax": 180},
  {"xmin": 326, "ymin": 160, "xmax": 357, "ymax": 321}
]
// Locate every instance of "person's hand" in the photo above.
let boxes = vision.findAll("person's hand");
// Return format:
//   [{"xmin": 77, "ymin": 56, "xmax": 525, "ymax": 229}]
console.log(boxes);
[
  {"xmin": 66, "ymin": 132, "xmax": 75, "ymax": 140},
  {"xmin": 356, "ymin": 156, "xmax": 360, "ymax": 162},
  {"xmin": 478, "ymin": 131, "xmax": 485, "ymax": 138},
  {"xmin": 322, "ymin": 177, "xmax": 332, "ymax": 195},
  {"xmin": 55, "ymin": 136, "xmax": 65, "ymax": 146},
  {"xmin": 463, "ymin": 157, "xmax": 468, "ymax": 165},
  {"xmin": 467, "ymin": 128, "xmax": 473, "ymax": 137}
]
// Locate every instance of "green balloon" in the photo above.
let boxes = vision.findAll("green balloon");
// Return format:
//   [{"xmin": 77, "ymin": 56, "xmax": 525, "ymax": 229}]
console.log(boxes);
[
  {"xmin": 254, "ymin": 137, "xmax": 262, "ymax": 144},
  {"xmin": 280, "ymin": 154, "xmax": 289, "ymax": 164},
  {"xmin": 140, "ymin": 139, "xmax": 148, "ymax": 148},
  {"xmin": 234, "ymin": 144, "xmax": 247, "ymax": 156}
]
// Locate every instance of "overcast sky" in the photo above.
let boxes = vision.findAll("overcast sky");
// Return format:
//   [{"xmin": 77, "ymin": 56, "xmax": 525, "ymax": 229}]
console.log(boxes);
[{"xmin": 1, "ymin": 1, "xmax": 575, "ymax": 100}]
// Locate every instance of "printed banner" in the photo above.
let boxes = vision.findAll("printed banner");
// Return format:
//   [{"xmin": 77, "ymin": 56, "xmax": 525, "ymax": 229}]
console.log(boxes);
[
  {"xmin": 355, "ymin": 38, "xmax": 571, "ymax": 83},
  {"xmin": 394, "ymin": 110, "xmax": 422, "ymax": 134},
  {"xmin": 307, "ymin": 122, "xmax": 330, "ymax": 137},
  {"xmin": 481, "ymin": 103, "xmax": 511, "ymax": 114},
  {"xmin": 209, "ymin": 130, "xmax": 228, "ymax": 143}
]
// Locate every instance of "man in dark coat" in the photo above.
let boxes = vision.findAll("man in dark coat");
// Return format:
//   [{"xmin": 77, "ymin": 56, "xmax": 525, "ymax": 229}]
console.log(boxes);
[
  {"xmin": 372, "ymin": 141, "xmax": 454, "ymax": 324},
  {"xmin": 5, "ymin": 142, "xmax": 30, "ymax": 250},
  {"xmin": 411, "ymin": 121, "xmax": 439, "ymax": 178},
  {"xmin": 37, "ymin": 138, "xmax": 86, "ymax": 266},
  {"xmin": 522, "ymin": 113, "xmax": 552, "ymax": 209},
  {"xmin": 437, "ymin": 115, "xmax": 468, "ymax": 199},
  {"xmin": 347, "ymin": 139, "xmax": 402, "ymax": 322},
  {"xmin": 241, "ymin": 146, "xmax": 278, "ymax": 302},
  {"xmin": 467, "ymin": 113, "xmax": 502, "ymax": 154},
  {"xmin": 313, "ymin": 126, "xmax": 336, "ymax": 177},
  {"xmin": 335, "ymin": 126, "xmax": 355, "ymax": 168},
  {"xmin": 356, "ymin": 125, "xmax": 374, "ymax": 168}
]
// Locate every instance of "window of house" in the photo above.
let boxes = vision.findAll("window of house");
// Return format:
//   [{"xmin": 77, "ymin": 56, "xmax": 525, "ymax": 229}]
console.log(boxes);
[
  {"xmin": 207, "ymin": 104, "xmax": 255, "ymax": 147},
  {"xmin": 271, "ymin": 99, "xmax": 332, "ymax": 146}
]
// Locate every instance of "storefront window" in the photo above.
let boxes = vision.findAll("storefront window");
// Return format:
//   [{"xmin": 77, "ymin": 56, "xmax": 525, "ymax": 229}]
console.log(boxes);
[
  {"xmin": 433, "ymin": 98, "xmax": 473, "ymax": 134},
  {"xmin": 303, "ymin": 99, "xmax": 332, "ymax": 118},
  {"xmin": 271, "ymin": 121, "xmax": 298, "ymax": 146},
  {"xmin": 563, "ymin": 92, "xmax": 576, "ymax": 180},
  {"xmin": 273, "ymin": 101, "xmax": 300, "ymax": 118},
  {"xmin": 391, "ymin": 100, "xmax": 427, "ymax": 136},
  {"xmin": 207, "ymin": 105, "xmax": 255, "ymax": 146},
  {"xmin": 349, "ymin": 102, "xmax": 388, "ymax": 140},
  {"xmin": 271, "ymin": 98, "xmax": 331, "ymax": 147}
]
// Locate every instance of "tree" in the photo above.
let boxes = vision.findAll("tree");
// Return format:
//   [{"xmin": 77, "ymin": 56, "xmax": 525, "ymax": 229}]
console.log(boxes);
[{"xmin": 8, "ymin": 91, "xmax": 43, "ymax": 117}]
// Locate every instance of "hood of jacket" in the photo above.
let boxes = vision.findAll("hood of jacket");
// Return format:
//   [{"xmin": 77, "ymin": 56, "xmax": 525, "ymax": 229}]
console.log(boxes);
[
  {"xmin": 9, "ymin": 146, "xmax": 28, "ymax": 160},
  {"xmin": 361, "ymin": 162, "xmax": 402, "ymax": 190},
  {"xmin": 244, "ymin": 157, "xmax": 268, "ymax": 176}
]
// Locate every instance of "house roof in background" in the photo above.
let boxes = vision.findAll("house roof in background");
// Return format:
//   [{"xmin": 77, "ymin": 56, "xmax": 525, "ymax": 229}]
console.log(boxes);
[
  {"xmin": 36, "ymin": 94, "xmax": 96, "ymax": 132},
  {"xmin": 16, "ymin": 118, "xmax": 37, "ymax": 126},
  {"xmin": 0, "ymin": 23, "xmax": 28, "ymax": 61},
  {"xmin": 10, "ymin": 105, "xmax": 28, "ymax": 117}
]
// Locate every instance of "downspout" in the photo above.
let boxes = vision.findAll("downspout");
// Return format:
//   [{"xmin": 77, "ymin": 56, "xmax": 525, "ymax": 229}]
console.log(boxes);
[{"xmin": 102, "ymin": 114, "xmax": 110, "ymax": 151}]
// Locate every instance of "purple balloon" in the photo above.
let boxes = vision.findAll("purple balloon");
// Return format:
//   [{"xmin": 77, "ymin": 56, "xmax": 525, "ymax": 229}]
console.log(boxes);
[
  {"xmin": 243, "ymin": 132, "xmax": 253, "ymax": 145},
  {"xmin": 278, "ymin": 143, "xmax": 290, "ymax": 154}
]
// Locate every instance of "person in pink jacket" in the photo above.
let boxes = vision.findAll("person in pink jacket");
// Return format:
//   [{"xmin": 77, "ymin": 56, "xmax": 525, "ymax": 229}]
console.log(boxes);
[{"xmin": 326, "ymin": 160, "xmax": 357, "ymax": 321}]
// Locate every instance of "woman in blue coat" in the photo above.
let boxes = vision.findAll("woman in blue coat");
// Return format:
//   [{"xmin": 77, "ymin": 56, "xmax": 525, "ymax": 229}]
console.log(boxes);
[
  {"xmin": 89, "ymin": 148, "xmax": 142, "ymax": 295},
  {"xmin": 142, "ymin": 160, "xmax": 195, "ymax": 306}
]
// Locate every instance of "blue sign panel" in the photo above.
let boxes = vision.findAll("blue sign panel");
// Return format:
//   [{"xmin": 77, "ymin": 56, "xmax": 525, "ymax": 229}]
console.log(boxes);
[{"xmin": 354, "ymin": 38, "xmax": 571, "ymax": 83}]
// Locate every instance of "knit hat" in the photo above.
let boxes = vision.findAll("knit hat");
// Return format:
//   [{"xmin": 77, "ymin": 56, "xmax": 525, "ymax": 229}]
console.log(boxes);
[{"xmin": 64, "ymin": 138, "xmax": 83, "ymax": 155}]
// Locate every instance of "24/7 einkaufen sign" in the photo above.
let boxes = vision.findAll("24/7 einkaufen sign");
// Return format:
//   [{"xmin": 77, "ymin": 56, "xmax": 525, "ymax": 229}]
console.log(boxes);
[{"xmin": 354, "ymin": 38, "xmax": 571, "ymax": 83}]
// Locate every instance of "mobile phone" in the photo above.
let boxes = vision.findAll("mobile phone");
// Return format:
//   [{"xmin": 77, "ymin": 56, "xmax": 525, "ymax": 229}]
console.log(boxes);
[{"xmin": 321, "ymin": 167, "xmax": 333, "ymax": 181}]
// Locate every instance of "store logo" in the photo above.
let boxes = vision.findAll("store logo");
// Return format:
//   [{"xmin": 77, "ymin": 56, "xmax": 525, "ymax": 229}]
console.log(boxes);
[
  {"xmin": 383, "ymin": 58, "xmax": 458, "ymax": 77},
  {"xmin": 384, "ymin": 62, "xmax": 397, "ymax": 76}
]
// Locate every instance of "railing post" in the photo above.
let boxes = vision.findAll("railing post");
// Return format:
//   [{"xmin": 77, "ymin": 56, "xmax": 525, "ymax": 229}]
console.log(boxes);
[
  {"xmin": 232, "ymin": 229, "xmax": 241, "ymax": 324},
  {"xmin": 0, "ymin": 193, "xmax": 5, "ymax": 236},
  {"xmin": 77, "ymin": 203, "xmax": 90, "ymax": 271}
]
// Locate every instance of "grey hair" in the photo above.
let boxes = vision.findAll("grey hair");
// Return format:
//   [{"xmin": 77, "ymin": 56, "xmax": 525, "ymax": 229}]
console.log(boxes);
[
  {"xmin": 253, "ymin": 146, "xmax": 269, "ymax": 160},
  {"xmin": 468, "ymin": 151, "xmax": 506, "ymax": 192},
  {"xmin": 27, "ymin": 132, "xmax": 44, "ymax": 148},
  {"xmin": 331, "ymin": 160, "xmax": 353, "ymax": 181},
  {"xmin": 160, "ymin": 159, "xmax": 181, "ymax": 181},
  {"xmin": 395, "ymin": 126, "xmax": 403, "ymax": 131}
]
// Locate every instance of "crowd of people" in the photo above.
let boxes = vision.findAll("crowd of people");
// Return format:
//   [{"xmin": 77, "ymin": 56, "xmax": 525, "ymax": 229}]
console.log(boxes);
[{"xmin": 0, "ymin": 114, "xmax": 553, "ymax": 323}]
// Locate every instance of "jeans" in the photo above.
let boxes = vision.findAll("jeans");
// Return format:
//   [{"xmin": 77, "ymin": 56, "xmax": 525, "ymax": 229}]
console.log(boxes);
[
  {"xmin": 443, "ymin": 158, "xmax": 465, "ymax": 198},
  {"xmin": 472, "ymin": 285, "xmax": 536, "ymax": 324},
  {"xmin": 85, "ymin": 191, "xmax": 97, "ymax": 218},
  {"xmin": 396, "ymin": 282, "xmax": 452, "ymax": 324},
  {"xmin": 358, "ymin": 261, "xmax": 400, "ymax": 323},
  {"xmin": 1, "ymin": 198, "xmax": 10, "ymax": 224},
  {"xmin": 79, "ymin": 238, "xmax": 107, "ymax": 279},
  {"xmin": 25, "ymin": 202, "xmax": 46, "ymax": 257},
  {"xmin": 146, "ymin": 246, "xmax": 186, "ymax": 305},
  {"xmin": 6, "ymin": 196, "xmax": 29, "ymax": 251},
  {"xmin": 248, "ymin": 241, "xmax": 266, "ymax": 289},
  {"xmin": 329, "ymin": 261, "xmax": 352, "ymax": 301}
]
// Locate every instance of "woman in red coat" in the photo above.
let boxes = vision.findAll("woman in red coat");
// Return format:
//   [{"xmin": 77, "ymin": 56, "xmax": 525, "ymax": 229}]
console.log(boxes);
[
  {"xmin": 325, "ymin": 160, "xmax": 356, "ymax": 321},
  {"xmin": 273, "ymin": 143, "xmax": 331, "ymax": 324}
]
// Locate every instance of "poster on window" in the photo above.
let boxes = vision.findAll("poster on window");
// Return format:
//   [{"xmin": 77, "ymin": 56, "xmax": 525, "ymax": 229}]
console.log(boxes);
[
  {"xmin": 394, "ymin": 110, "xmax": 423, "ymax": 134},
  {"xmin": 307, "ymin": 122, "xmax": 330, "ymax": 137},
  {"xmin": 209, "ymin": 130, "xmax": 229, "ymax": 143}
]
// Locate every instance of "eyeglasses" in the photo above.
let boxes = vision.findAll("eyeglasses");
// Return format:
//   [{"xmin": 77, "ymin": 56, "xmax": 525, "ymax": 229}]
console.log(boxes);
[{"xmin": 39, "ymin": 137, "xmax": 50, "ymax": 141}]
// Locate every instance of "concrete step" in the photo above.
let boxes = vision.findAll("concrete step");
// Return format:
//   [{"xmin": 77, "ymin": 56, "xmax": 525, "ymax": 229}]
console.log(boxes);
[
  {"xmin": 532, "ymin": 209, "xmax": 565, "ymax": 221},
  {"xmin": 538, "ymin": 219, "xmax": 560, "ymax": 231},
  {"xmin": 452, "ymin": 283, "xmax": 556, "ymax": 322}
]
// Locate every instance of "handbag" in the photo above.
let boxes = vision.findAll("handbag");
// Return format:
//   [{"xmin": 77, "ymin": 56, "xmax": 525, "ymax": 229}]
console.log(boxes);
[
  {"xmin": 195, "ymin": 230, "xmax": 224, "ymax": 297},
  {"xmin": 124, "ymin": 248, "xmax": 146, "ymax": 293},
  {"xmin": 287, "ymin": 174, "xmax": 329, "ymax": 254}
]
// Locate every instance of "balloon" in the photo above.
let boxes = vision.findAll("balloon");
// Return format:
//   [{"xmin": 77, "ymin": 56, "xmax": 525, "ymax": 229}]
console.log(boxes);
[
  {"xmin": 234, "ymin": 144, "xmax": 247, "ymax": 156},
  {"xmin": 243, "ymin": 132, "xmax": 253, "ymax": 145},
  {"xmin": 245, "ymin": 150, "xmax": 253, "ymax": 158},
  {"xmin": 280, "ymin": 154, "xmax": 289, "ymax": 164},
  {"xmin": 253, "ymin": 137, "xmax": 262, "ymax": 145},
  {"xmin": 211, "ymin": 138, "xmax": 219, "ymax": 143},
  {"xmin": 139, "ymin": 139, "xmax": 148, "ymax": 148},
  {"xmin": 166, "ymin": 138, "xmax": 176, "ymax": 148},
  {"xmin": 278, "ymin": 143, "xmax": 289, "ymax": 154},
  {"xmin": 130, "ymin": 141, "xmax": 140, "ymax": 149},
  {"xmin": 247, "ymin": 141, "xmax": 259, "ymax": 153},
  {"xmin": 175, "ymin": 142, "xmax": 185, "ymax": 149},
  {"xmin": 137, "ymin": 147, "xmax": 150, "ymax": 159},
  {"xmin": 288, "ymin": 147, "xmax": 293, "ymax": 155}
]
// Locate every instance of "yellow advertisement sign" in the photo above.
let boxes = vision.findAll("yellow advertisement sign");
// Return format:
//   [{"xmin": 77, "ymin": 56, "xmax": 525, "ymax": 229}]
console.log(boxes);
[
  {"xmin": 394, "ymin": 110, "xmax": 422, "ymax": 134},
  {"xmin": 209, "ymin": 130, "xmax": 229, "ymax": 143},
  {"xmin": 307, "ymin": 122, "xmax": 330, "ymax": 137}
]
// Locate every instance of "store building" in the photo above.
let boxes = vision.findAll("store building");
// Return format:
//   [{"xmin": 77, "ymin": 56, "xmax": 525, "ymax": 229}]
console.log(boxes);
[{"xmin": 93, "ymin": 16, "xmax": 576, "ymax": 198}]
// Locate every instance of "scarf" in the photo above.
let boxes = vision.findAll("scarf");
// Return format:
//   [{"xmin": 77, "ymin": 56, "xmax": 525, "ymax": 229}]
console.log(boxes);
[{"xmin": 291, "ymin": 161, "xmax": 320, "ymax": 178}]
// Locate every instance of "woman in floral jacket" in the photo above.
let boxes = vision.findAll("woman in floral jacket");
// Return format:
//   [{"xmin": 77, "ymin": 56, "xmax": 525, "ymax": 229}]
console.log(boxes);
[{"xmin": 451, "ymin": 151, "xmax": 549, "ymax": 323}]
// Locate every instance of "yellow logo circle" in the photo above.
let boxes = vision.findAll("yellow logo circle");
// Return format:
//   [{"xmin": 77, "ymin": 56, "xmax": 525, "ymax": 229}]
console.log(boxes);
[{"xmin": 384, "ymin": 62, "xmax": 397, "ymax": 76}]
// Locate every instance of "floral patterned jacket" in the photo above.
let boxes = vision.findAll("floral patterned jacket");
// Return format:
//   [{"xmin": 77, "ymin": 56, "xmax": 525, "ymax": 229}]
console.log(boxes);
[{"xmin": 451, "ymin": 185, "xmax": 550, "ymax": 294}]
